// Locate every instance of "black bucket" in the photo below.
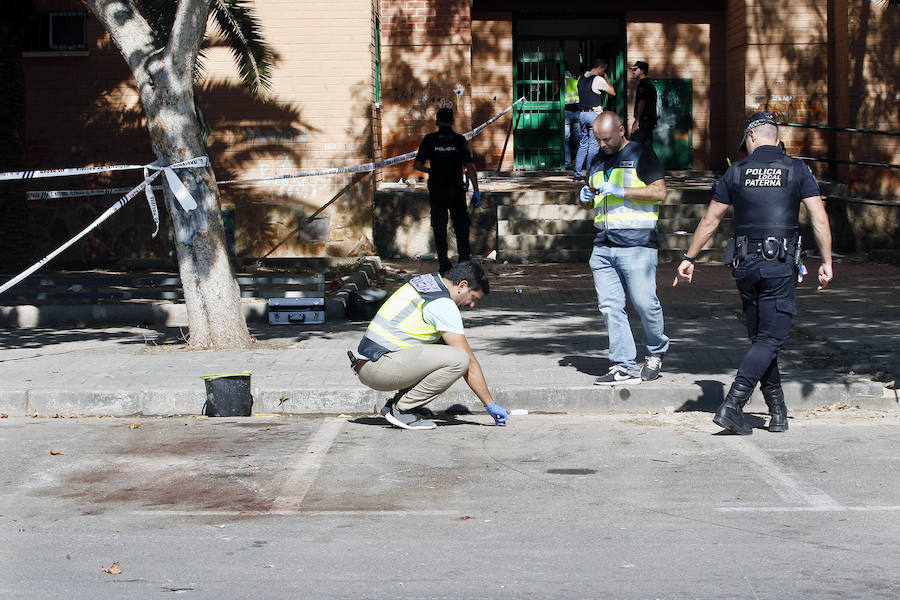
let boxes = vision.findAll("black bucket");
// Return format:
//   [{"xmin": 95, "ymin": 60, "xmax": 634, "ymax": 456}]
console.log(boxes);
[{"xmin": 201, "ymin": 372, "xmax": 253, "ymax": 416}]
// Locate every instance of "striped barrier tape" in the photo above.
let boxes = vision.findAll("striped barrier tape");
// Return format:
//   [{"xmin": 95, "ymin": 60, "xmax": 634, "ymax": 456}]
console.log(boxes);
[
  {"xmin": 23, "ymin": 98, "xmax": 525, "ymax": 197},
  {"xmin": 0, "ymin": 170, "xmax": 161, "ymax": 295},
  {"xmin": 0, "ymin": 99, "xmax": 524, "ymax": 295}
]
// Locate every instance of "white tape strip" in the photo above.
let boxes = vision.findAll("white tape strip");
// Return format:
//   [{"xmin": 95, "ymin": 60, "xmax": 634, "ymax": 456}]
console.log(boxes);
[
  {"xmin": 23, "ymin": 99, "xmax": 525, "ymax": 197},
  {"xmin": 0, "ymin": 162, "xmax": 149, "ymax": 181},
  {"xmin": 0, "ymin": 101, "xmax": 523, "ymax": 295},
  {"xmin": 15, "ymin": 156, "xmax": 209, "ymax": 210},
  {"xmin": 143, "ymin": 168, "xmax": 160, "ymax": 237},
  {"xmin": 0, "ymin": 155, "xmax": 209, "ymax": 183},
  {"xmin": 0, "ymin": 171, "xmax": 161, "ymax": 295}
]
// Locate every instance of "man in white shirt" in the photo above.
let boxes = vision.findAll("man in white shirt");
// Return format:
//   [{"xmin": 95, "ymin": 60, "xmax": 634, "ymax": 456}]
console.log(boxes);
[
  {"xmin": 573, "ymin": 58, "xmax": 616, "ymax": 180},
  {"xmin": 351, "ymin": 262, "xmax": 508, "ymax": 430}
]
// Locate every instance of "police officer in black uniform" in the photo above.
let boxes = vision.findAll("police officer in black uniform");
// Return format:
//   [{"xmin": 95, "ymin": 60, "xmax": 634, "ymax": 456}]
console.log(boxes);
[
  {"xmin": 414, "ymin": 107, "xmax": 482, "ymax": 275},
  {"xmin": 674, "ymin": 112, "xmax": 834, "ymax": 434}
]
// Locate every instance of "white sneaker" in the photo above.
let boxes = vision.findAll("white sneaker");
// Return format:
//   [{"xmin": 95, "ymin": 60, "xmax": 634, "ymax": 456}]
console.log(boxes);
[
  {"xmin": 593, "ymin": 366, "xmax": 642, "ymax": 386},
  {"xmin": 641, "ymin": 354, "xmax": 663, "ymax": 381}
]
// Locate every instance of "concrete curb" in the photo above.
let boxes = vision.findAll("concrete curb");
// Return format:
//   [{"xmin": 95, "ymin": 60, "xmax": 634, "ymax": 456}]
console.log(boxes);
[{"xmin": 3, "ymin": 378, "xmax": 891, "ymax": 417}]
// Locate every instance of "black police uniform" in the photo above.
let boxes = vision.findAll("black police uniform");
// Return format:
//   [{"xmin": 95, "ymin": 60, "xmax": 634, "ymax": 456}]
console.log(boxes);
[
  {"xmin": 632, "ymin": 78, "xmax": 658, "ymax": 148},
  {"xmin": 415, "ymin": 125, "xmax": 473, "ymax": 274},
  {"xmin": 712, "ymin": 144, "xmax": 819, "ymax": 433}
]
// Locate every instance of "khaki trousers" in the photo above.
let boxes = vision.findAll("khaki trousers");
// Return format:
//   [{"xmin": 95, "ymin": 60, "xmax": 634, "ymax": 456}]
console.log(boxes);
[{"xmin": 357, "ymin": 345, "xmax": 469, "ymax": 411}]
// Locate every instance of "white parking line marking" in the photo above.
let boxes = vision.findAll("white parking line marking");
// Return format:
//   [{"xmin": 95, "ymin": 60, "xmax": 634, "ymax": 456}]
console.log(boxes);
[
  {"xmin": 716, "ymin": 506, "xmax": 900, "ymax": 513},
  {"xmin": 126, "ymin": 509, "xmax": 458, "ymax": 517},
  {"xmin": 730, "ymin": 437, "xmax": 842, "ymax": 509},
  {"xmin": 272, "ymin": 418, "xmax": 345, "ymax": 510}
]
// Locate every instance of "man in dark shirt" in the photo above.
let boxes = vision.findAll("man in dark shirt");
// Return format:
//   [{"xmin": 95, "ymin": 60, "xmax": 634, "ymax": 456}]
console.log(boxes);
[
  {"xmin": 629, "ymin": 61, "xmax": 658, "ymax": 150},
  {"xmin": 414, "ymin": 107, "xmax": 482, "ymax": 275}
]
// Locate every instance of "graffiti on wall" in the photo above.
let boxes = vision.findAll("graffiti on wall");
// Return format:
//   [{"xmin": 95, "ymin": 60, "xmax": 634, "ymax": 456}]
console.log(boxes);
[
  {"xmin": 244, "ymin": 127, "xmax": 308, "ymax": 144},
  {"xmin": 750, "ymin": 95, "xmax": 827, "ymax": 124},
  {"xmin": 253, "ymin": 156, "xmax": 351, "ymax": 203},
  {"xmin": 387, "ymin": 80, "xmax": 467, "ymax": 118}
]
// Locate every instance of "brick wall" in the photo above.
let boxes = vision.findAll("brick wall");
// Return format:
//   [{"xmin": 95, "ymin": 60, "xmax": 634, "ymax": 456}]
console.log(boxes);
[
  {"xmin": 471, "ymin": 12, "xmax": 514, "ymax": 172},
  {"xmin": 845, "ymin": 0, "xmax": 900, "ymax": 198},
  {"xmin": 626, "ymin": 12, "xmax": 726, "ymax": 170},
  {"xmin": 378, "ymin": 0, "xmax": 473, "ymax": 182},
  {"xmin": 729, "ymin": 0, "xmax": 832, "ymax": 176},
  {"xmin": 23, "ymin": 0, "xmax": 379, "ymax": 261},
  {"xmin": 205, "ymin": 0, "xmax": 377, "ymax": 258},
  {"xmin": 24, "ymin": 0, "xmax": 171, "ymax": 262}
]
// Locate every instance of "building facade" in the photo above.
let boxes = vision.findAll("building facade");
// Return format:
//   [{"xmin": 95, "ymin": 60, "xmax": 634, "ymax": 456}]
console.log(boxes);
[{"xmin": 12, "ymin": 0, "xmax": 900, "ymax": 264}]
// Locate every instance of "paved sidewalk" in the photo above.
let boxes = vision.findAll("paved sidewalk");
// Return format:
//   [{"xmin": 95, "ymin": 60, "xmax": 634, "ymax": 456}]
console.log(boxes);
[{"xmin": 0, "ymin": 259, "xmax": 897, "ymax": 416}]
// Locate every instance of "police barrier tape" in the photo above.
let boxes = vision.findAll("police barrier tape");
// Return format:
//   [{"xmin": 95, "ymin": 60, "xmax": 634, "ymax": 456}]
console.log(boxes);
[
  {"xmin": 0, "ymin": 171, "xmax": 160, "ymax": 295},
  {"xmin": 24, "ymin": 98, "xmax": 525, "ymax": 197},
  {"xmin": 0, "ymin": 98, "xmax": 524, "ymax": 295},
  {"xmin": 0, "ymin": 156, "xmax": 210, "ymax": 295}
]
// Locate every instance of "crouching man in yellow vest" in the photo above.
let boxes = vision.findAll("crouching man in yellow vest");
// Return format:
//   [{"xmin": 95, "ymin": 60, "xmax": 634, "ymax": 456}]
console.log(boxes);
[{"xmin": 350, "ymin": 261, "xmax": 507, "ymax": 430}]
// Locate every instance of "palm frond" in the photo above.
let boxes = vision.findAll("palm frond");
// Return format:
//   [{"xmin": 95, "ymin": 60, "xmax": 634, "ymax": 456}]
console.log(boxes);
[{"xmin": 211, "ymin": 0, "xmax": 273, "ymax": 98}]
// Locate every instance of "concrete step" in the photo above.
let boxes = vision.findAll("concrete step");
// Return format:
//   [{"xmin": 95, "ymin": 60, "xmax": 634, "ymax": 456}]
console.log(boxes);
[
  {"xmin": 498, "ymin": 204, "xmax": 591, "ymax": 220},
  {"xmin": 498, "ymin": 232, "xmax": 730, "ymax": 255},
  {"xmin": 499, "ymin": 219, "xmax": 594, "ymax": 236},
  {"xmin": 498, "ymin": 233, "xmax": 596, "ymax": 252},
  {"xmin": 490, "ymin": 187, "xmax": 713, "ymax": 207},
  {"xmin": 657, "ymin": 218, "xmax": 734, "ymax": 234},
  {"xmin": 496, "ymin": 248, "xmax": 592, "ymax": 262},
  {"xmin": 658, "ymin": 232, "xmax": 732, "ymax": 250}
]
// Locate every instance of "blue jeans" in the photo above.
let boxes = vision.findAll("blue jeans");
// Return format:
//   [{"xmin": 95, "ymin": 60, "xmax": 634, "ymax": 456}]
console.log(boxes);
[
  {"xmin": 574, "ymin": 111, "xmax": 599, "ymax": 177},
  {"xmin": 589, "ymin": 244, "xmax": 670, "ymax": 373},
  {"xmin": 563, "ymin": 109, "xmax": 581, "ymax": 167}
]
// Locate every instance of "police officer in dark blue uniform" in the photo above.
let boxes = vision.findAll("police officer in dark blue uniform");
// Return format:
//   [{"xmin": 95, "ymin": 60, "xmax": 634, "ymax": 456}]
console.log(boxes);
[
  {"xmin": 414, "ymin": 107, "xmax": 482, "ymax": 275},
  {"xmin": 674, "ymin": 112, "xmax": 834, "ymax": 434}
]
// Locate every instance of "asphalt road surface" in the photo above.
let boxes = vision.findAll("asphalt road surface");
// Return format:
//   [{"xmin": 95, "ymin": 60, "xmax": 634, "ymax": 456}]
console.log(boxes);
[{"xmin": 2, "ymin": 408, "xmax": 899, "ymax": 599}]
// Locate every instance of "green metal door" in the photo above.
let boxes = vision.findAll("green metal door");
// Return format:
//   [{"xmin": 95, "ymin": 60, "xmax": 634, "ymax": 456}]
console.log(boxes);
[
  {"xmin": 651, "ymin": 78, "xmax": 693, "ymax": 169},
  {"xmin": 513, "ymin": 40, "xmax": 564, "ymax": 171}
]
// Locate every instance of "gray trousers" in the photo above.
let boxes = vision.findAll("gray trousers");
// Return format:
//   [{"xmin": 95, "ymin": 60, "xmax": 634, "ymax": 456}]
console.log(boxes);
[{"xmin": 357, "ymin": 345, "xmax": 469, "ymax": 411}]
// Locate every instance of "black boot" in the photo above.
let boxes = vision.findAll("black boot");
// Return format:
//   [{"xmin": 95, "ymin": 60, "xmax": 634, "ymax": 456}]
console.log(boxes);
[
  {"xmin": 713, "ymin": 381, "xmax": 754, "ymax": 435},
  {"xmin": 762, "ymin": 386, "xmax": 788, "ymax": 432}
]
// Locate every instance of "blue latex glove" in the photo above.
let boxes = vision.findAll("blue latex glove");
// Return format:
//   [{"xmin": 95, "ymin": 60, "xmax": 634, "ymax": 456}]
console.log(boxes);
[
  {"xmin": 579, "ymin": 186, "xmax": 595, "ymax": 203},
  {"xmin": 485, "ymin": 401, "xmax": 507, "ymax": 425},
  {"xmin": 471, "ymin": 190, "xmax": 482, "ymax": 209},
  {"xmin": 595, "ymin": 181, "xmax": 625, "ymax": 198}
]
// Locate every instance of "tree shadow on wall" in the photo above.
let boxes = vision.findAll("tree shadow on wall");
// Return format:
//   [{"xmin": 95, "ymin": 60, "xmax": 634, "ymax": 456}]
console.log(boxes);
[
  {"xmin": 196, "ymin": 78, "xmax": 323, "ymax": 259},
  {"xmin": 23, "ymin": 72, "xmax": 317, "ymax": 266}
]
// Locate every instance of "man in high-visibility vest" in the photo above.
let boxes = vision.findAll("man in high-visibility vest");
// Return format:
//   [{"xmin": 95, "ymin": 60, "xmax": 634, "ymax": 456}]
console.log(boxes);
[
  {"xmin": 579, "ymin": 112, "xmax": 670, "ymax": 385},
  {"xmin": 350, "ymin": 261, "xmax": 508, "ymax": 430},
  {"xmin": 563, "ymin": 64, "xmax": 581, "ymax": 169}
]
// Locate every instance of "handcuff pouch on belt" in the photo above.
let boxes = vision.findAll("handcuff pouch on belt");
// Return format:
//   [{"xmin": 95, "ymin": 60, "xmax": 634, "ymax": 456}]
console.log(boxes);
[{"xmin": 727, "ymin": 234, "xmax": 800, "ymax": 270}]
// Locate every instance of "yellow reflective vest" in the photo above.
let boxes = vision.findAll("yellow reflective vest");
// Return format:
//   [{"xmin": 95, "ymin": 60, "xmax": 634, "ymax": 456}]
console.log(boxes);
[
  {"xmin": 587, "ymin": 142, "xmax": 661, "ymax": 245},
  {"xmin": 358, "ymin": 273, "xmax": 449, "ymax": 360},
  {"xmin": 564, "ymin": 76, "xmax": 579, "ymax": 105}
]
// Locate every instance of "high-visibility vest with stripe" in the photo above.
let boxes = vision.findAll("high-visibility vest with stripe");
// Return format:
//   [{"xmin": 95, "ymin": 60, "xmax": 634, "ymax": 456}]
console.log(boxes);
[
  {"xmin": 587, "ymin": 142, "xmax": 660, "ymax": 234},
  {"xmin": 564, "ymin": 77, "xmax": 579, "ymax": 105},
  {"xmin": 357, "ymin": 273, "xmax": 449, "ymax": 361}
]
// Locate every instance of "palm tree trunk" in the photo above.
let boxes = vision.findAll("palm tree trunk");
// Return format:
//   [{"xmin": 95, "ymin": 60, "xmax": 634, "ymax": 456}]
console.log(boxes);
[{"xmin": 87, "ymin": 0, "xmax": 249, "ymax": 349}]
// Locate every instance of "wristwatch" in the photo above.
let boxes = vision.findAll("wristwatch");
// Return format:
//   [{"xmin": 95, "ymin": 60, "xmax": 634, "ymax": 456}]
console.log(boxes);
[{"xmin": 681, "ymin": 252, "xmax": 697, "ymax": 263}]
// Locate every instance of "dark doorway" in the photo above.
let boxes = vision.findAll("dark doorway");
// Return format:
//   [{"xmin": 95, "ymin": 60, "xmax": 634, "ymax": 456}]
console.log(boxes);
[{"xmin": 513, "ymin": 15, "xmax": 625, "ymax": 171}]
